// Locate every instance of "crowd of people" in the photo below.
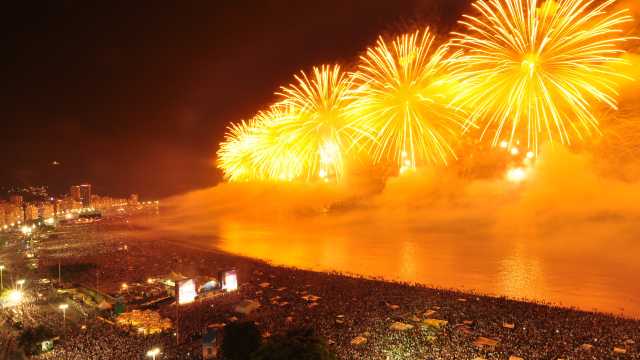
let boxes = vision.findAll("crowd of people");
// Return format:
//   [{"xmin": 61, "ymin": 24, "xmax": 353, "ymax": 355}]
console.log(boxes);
[
  {"xmin": 3, "ymin": 218, "xmax": 638, "ymax": 359},
  {"xmin": 38, "ymin": 318, "xmax": 196, "ymax": 360}
]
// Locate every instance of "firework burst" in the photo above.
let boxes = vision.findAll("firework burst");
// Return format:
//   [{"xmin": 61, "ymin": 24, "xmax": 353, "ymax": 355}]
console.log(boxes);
[
  {"xmin": 217, "ymin": 119, "xmax": 264, "ymax": 182},
  {"xmin": 449, "ymin": 0, "xmax": 634, "ymax": 153},
  {"xmin": 347, "ymin": 28, "xmax": 466, "ymax": 173},
  {"xmin": 277, "ymin": 64, "xmax": 356, "ymax": 181},
  {"xmin": 250, "ymin": 107, "xmax": 305, "ymax": 181}
]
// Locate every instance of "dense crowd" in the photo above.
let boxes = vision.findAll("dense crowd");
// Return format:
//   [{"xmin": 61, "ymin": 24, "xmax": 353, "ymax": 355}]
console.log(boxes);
[
  {"xmin": 3, "ymin": 219, "xmax": 638, "ymax": 359},
  {"xmin": 39, "ymin": 319, "xmax": 171, "ymax": 360},
  {"xmin": 238, "ymin": 267, "xmax": 640, "ymax": 359}
]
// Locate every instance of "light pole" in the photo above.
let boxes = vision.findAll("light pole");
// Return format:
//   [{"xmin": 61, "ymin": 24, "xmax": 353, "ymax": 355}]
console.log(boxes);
[
  {"xmin": 59, "ymin": 303, "xmax": 69, "ymax": 335},
  {"xmin": 146, "ymin": 348, "xmax": 160, "ymax": 360},
  {"xmin": 0, "ymin": 265, "xmax": 4, "ymax": 290}
]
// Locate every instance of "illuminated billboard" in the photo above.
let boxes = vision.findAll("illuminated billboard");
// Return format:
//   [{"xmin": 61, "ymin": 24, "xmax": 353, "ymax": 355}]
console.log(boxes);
[
  {"xmin": 222, "ymin": 270, "xmax": 238, "ymax": 292},
  {"xmin": 176, "ymin": 279, "xmax": 197, "ymax": 305}
]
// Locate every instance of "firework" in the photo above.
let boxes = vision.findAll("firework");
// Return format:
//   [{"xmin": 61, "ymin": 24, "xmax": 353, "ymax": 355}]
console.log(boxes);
[
  {"xmin": 217, "ymin": 119, "xmax": 264, "ymax": 182},
  {"xmin": 250, "ymin": 106, "xmax": 305, "ymax": 181},
  {"xmin": 347, "ymin": 28, "xmax": 465, "ymax": 173},
  {"xmin": 277, "ymin": 64, "xmax": 356, "ymax": 181},
  {"xmin": 217, "ymin": 107, "xmax": 305, "ymax": 182},
  {"xmin": 449, "ymin": 0, "xmax": 634, "ymax": 153}
]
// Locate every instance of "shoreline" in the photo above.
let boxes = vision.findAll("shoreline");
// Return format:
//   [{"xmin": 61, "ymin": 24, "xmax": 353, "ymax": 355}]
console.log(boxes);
[
  {"xmin": 42, "ymin": 226, "xmax": 640, "ymax": 359},
  {"xmin": 165, "ymin": 236, "xmax": 637, "ymax": 321}
]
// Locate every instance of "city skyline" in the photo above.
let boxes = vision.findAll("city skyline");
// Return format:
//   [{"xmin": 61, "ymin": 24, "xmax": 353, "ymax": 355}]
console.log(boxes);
[{"xmin": 0, "ymin": 182, "xmax": 135, "ymax": 201}]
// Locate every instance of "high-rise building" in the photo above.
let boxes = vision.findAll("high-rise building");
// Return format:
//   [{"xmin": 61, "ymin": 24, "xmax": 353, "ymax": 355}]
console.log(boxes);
[
  {"xmin": 70, "ymin": 186, "xmax": 81, "ymax": 202},
  {"xmin": 0, "ymin": 202, "xmax": 22, "ymax": 225},
  {"xmin": 70, "ymin": 184, "xmax": 92, "ymax": 207},
  {"xmin": 79, "ymin": 184, "xmax": 92, "ymax": 207},
  {"xmin": 54, "ymin": 199, "xmax": 63, "ymax": 215},
  {"xmin": 24, "ymin": 204, "xmax": 39, "ymax": 221},
  {"xmin": 38, "ymin": 202, "xmax": 55, "ymax": 219},
  {"xmin": 59, "ymin": 196, "xmax": 81, "ymax": 212},
  {"xmin": 129, "ymin": 194, "xmax": 139, "ymax": 205}
]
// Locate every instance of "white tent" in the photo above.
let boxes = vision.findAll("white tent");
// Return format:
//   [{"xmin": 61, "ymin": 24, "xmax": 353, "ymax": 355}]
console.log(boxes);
[{"xmin": 98, "ymin": 300, "xmax": 113, "ymax": 310}]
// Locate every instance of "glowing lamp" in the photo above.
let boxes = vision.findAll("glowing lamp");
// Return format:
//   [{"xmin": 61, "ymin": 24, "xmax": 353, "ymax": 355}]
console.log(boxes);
[
  {"xmin": 146, "ymin": 348, "xmax": 161, "ymax": 359},
  {"xmin": 7, "ymin": 290, "xmax": 23, "ymax": 306},
  {"xmin": 20, "ymin": 226, "xmax": 32, "ymax": 235}
]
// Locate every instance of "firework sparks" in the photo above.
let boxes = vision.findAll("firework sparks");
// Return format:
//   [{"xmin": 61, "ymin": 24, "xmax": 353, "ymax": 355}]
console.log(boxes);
[
  {"xmin": 347, "ymin": 28, "xmax": 465, "ymax": 172},
  {"xmin": 218, "ymin": 65, "xmax": 356, "ymax": 182},
  {"xmin": 277, "ymin": 64, "xmax": 356, "ymax": 181},
  {"xmin": 449, "ymin": 0, "xmax": 634, "ymax": 153},
  {"xmin": 217, "ymin": 107, "xmax": 305, "ymax": 182},
  {"xmin": 249, "ymin": 107, "xmax": 305, "ymax": 181},
  {"xmin": 217, "ymin": 0, "xmax": 636, "ymax": 183},
  {"xmin": 217, "ymin": 119, "xmax": 264, "ymax": 182}
]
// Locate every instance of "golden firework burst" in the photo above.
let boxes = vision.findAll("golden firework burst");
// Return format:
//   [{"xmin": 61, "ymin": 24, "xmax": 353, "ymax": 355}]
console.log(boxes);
[
  {"xmin": 449, "ymin": 0, "xmax": 634, "ymax": 153},
  {"xmin": 347, "ymin": 28, "xmax": 465, "ymax": 173},
  {"xmin": 276, "ymin": 64, "xmax": 356, "ymax": 181}
]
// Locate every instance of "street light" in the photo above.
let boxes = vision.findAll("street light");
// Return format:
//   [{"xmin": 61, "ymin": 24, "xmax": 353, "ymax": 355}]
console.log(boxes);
[
  {"xmin": 7, "ymin": 290, "xmax": 23, "ymax": 306},
  {"xmin": 16, "ymin": 279, "xmax": 25, "ymax": 291},
  {"xmin": 59, "ymin": 303, "xmax": 69, "ymax": 334},
  {"xmin": 146, "ymin": 348, "xmax": 160, "ymax": 360},
  {"xmin": 0, "ymin": 265, "xmax": 4, "ymax": 290},
  {"xmin": 20, "ymin": 225, "xmax": 32, "ymax": 235}
]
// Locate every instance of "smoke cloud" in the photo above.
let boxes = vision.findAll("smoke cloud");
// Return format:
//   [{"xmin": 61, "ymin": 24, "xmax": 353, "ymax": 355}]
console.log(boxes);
[
  {"xmin": 135, "ymin": 141, "xmax": 640, "ymax": 315},
  {"xmin": 130, "ymin": 2, "xmax": 640, "ymax": 315}
]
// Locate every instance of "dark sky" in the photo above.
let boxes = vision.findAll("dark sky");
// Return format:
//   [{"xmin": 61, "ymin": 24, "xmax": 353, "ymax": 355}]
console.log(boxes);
[{"xmin": 0, "ymin": 0, "xmax": 468, "ymax": 199}]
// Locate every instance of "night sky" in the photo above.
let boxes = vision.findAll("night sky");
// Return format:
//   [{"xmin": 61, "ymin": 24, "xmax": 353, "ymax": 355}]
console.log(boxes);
[{"xmin": 1, "ymin": 0, "xmax": 468, "ymax": 198}]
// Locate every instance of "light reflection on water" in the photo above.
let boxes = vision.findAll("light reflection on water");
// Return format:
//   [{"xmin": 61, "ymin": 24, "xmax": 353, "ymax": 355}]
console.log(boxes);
[{"xmin": 210, "ymin": 220, "xmax": 640, "ymax": 318}]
